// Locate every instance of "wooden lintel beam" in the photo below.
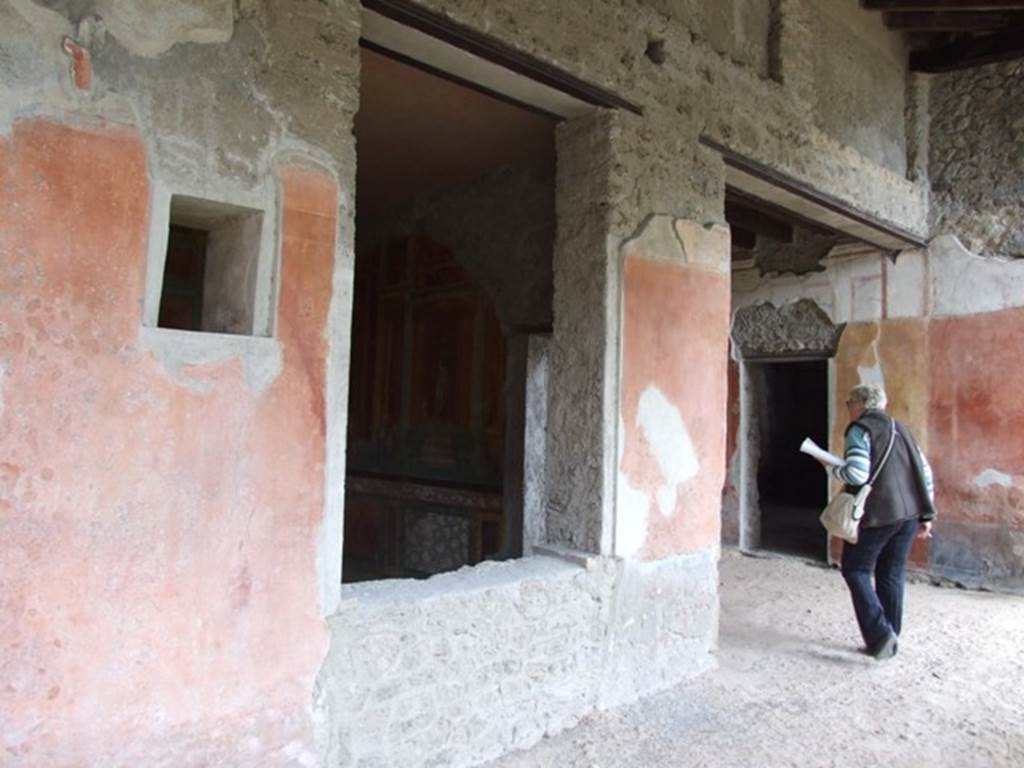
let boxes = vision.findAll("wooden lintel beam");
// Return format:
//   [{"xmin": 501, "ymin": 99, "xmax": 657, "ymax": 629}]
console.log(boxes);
[
  {"xmin": 731, "ymin": 226, "xmax": 757, "ymax": 250},
  {"xmin": 865, "ymin": 1, "xmax": 1024, "ymax": 10},
  {"xmin": 884, "ymin": 10, "xmax": 1024, "ymax": 29},
  {"xmin": 911, "ymin": 28, "xmax": 1024, "ymax": 71},
  {"xmin": 724, "ymin": 199, "xmax": 794, "ymax": 244}
]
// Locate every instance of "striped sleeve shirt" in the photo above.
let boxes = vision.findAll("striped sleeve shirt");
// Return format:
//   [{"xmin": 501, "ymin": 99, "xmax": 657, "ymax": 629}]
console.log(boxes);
[{"xmin": 831, "ymin": 424, "xmax": 935, "ymax": 502}]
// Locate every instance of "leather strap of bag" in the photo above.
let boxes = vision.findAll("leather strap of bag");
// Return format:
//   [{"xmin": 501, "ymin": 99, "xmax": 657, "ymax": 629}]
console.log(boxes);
[{"xmin": 866, "ymin": 418, "xmax": 897, "ymax": 486}]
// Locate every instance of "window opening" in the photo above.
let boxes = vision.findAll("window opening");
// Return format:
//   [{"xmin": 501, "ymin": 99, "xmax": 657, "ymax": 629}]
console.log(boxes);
[
  {"xmin": 156, "ymin": 195, "xmax": 265, "ymax": 336},
  {"xmin": 344, "ymin": 45, "xmax": 556, "ymax": 582}
]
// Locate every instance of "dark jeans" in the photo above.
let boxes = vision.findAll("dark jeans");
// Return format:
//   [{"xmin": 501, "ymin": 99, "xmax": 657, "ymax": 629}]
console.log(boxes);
[{"xmin": 840, "ymin": 517, "xmax": 919, "ymax": 647}]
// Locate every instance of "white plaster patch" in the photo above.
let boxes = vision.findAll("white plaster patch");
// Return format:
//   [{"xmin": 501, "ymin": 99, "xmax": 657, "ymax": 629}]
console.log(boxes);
[
  {"xmin": 930, "ymin": 235, "xmax": 1024, "ymax": 317},
  {"xmin": 139, "ymin": 327, "xmax": 282, "ymax": 393},
  {"xmin": 615, "ymin": 473, "xmax": 651, "ymax": 559},
  {"xmin": 621, "ymin": 215, "xmax": 685, "ymax": 265},
  {"xmin": 675, "ymin": 220, "xmax": 730, "ymax": 273},
  {"xmin": 857, "ymin": 340, "xmax": 886, "ymax": 393},
  {"xmin": 887, "ymin": 248, "xmax": 927, "ymax": 319},
  {"xmin": 96, "ymin": 0, "xmax": 234, "ymax": 57},
  {"xmin": 637, "ymin": 385, "xmax": 699, "ymax": 517},
  {"xmin": 616, "ymin": 414, "xmax": 649, "ymax": 559},
  {"xmin": 974, "ymin": 469, "xmax": 1014, "ymax": 488}
]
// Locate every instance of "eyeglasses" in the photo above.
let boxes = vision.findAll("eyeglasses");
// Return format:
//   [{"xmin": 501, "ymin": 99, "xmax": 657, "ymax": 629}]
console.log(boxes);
[{"xmin": 845, "ymin": 400, "xmax": 862, "ymax": 407}]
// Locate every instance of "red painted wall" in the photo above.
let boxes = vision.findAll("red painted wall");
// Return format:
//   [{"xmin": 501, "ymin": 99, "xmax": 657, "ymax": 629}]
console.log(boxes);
[
  {"xmin": 0, "ymin": 120, "xmax": 335, "ymax": 763},
  {"xmin": 927, "ymin": 311, "xmax": 1024, "ymax": 586},
  {"xmin": 620, "ymin": 255, "xmax": 730, "ymax": 560},
  {"xmin": 828, "ymin": 315, "xmax": 1024, "ymax": 587}
]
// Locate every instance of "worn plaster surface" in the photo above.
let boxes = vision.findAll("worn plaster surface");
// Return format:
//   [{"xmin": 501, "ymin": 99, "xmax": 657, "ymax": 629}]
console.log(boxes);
[
  {"xmin": 317, "ymin": 550, "xmax": 717, "ymax": 768},
  {"xmin": 734, "ymin": 234, "xmax": 1024, "ymax": 589},
  {"xmin": 1, "ymin": 0, "xmax": 999, "ymax": 763},
  {"xmin": 488, "ymin": 550, "xmax": 1024, "ymax": 768},
  {"xmin": 0, "ymin": 121, "xmax": 336, "ymax": 764},
  {"xmin": 410, "ymin": 0, "xmax": 926, "ymax": 235},
  {"xmin": 617, "ymin": 217, "xmax": 729, "ymax": 560},
  {"xmin": 545, "ymin": 110, "xmax": 618, "ymax": 553}
]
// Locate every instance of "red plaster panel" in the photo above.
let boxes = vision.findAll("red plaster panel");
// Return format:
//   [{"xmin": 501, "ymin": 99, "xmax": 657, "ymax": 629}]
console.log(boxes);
[
  {"xmin": 929, "ymin": 311, "xmax": 1024, "ymax": 530},
  {"xmin": 61, "ymin": 37, "xmax": 92, "ymax": 91},
  {"xmin": 620, "ymin": 256, "xmax": 729, "ymax": 560},
  {"xmin": 0, "ymin": 121, "xmax": 334, "ymax": 763},
  {"xmin": 721, "ymin": 358, "xmax": 741, "ymax": 545},
  {"xmin": 832, "ymin": 320, "xmax": 934, "ymax": 567}
]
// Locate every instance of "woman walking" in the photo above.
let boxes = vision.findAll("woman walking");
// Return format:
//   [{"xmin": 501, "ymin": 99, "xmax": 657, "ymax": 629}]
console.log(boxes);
[{"xmin": 828, "ymin": 384, "xmax": 936, "ymax": 660}]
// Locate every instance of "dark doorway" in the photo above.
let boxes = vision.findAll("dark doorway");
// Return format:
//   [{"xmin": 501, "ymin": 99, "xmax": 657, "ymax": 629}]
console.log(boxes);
[{"xmin": 756, "ymin": 360, "xmax": 828, "ymax": 559}]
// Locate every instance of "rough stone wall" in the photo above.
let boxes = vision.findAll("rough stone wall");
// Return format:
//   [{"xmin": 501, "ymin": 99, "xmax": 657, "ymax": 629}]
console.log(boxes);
[
  {"xmin": 546, "ymin": 110, "xmax": 618, "ymax": 552},
  {"xmin": 805, "ymin": 0, "xmax": 908, "ymax": 175},
  {"xmin": 522, "ymin": 336, "xmax": 550, "ymax": 554},
  {"xmin": 358, "ymin": 164, "xmax": 555, "ymax": 331},
  {"xmin": 411, "ymin": 0, "xmax": 926, "ymax": 236},
  {"xmin": 316, "ymin": 550, "xmax": 717, "ymax": 768},
  {"xmin": 747, "ymin": 225, "xmax": 848, "ymax": 276},
  {"xmin": 644, "ymin": 0, "xmax": 777, "ymax": 79},
  {"xmin": 930, "ymin": 59, "xmax": 1024, "ymax": 259}
]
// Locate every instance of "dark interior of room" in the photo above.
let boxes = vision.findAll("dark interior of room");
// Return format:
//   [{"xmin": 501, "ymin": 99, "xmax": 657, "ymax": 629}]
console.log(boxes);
[
  {"xmin": 343, "ymin": 46, "xmax": 556, "ymax": 582},
  {"xmin": 756, "ymin": 360, "xmax": 829, "ymax": 560}
]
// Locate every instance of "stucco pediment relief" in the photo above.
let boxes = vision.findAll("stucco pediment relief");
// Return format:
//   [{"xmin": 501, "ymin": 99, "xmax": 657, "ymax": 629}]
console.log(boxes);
[{"xmin": 731, "ymin": 298, "xmax": 843, "ymax": 359}]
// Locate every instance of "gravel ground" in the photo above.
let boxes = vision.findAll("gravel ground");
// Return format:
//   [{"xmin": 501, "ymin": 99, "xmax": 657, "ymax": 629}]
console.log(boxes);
[{"xmin": 489, "ymin": 549, "xmax": 1024, "ymax": 768}]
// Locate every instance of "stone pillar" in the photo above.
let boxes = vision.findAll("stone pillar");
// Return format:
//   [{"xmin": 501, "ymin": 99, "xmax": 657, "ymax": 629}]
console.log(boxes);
[
  {"xmin": 547, "ymin": 107, "xmax": 732, "ymax": 560},
  {"xmin": 545, "ymin": 110, "xmax": 619, "ymax": 553},
  {"xmin": 595, "ymin": 114, "xmax": 730, "ymax": 706},
  {"xmin": 523, "ymin": 335, "xmax": 550, "ymax": 554}
]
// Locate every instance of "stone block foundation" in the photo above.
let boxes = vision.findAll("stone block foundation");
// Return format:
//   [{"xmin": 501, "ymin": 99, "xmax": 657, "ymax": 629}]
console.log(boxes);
[{"xmin": 315, "ymin": 549, "xmax": 718, "ymax": 768}]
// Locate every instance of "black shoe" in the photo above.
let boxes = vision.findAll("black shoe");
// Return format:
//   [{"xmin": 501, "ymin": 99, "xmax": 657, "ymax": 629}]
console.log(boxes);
[{"xmin": 869, "ymin": 632, "xmax": 898, "ymax": 661}]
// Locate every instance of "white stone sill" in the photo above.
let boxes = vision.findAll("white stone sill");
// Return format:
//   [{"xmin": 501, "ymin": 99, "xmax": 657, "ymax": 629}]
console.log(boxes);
[
  {"xmin": 336, "ymin": 550, "xmax": 597, "ymax": 612},
  {"xmin": 138, "ymin": 326, "xmax": 283, "ymax": 392}
]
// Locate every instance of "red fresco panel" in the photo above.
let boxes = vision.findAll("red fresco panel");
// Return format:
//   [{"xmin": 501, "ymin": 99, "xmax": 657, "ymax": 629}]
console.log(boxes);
[
  {"xmin": 619, "ymin": 255, "xmax": 730, "ymax": 560},
  {"xmin": 0, "ymin": 120, "xmax": 336, "ymax": 762}
]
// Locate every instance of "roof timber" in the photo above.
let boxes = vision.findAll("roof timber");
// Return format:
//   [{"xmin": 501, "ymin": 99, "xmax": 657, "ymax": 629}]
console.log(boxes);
[
  {"xmin": 860, "ymin": 1, "xmax": 1024, "ymax": 71},
  {"xmin": 864, "ymin": 1, "xmax": 1024, "ymax": 10},
  {"xmin": 884, "ymin": 10, "xmax": 1024, "ymax": 29},
  {"xmin": 910, "ymin": 28, "xmax": 1024, "ymax": 70}
]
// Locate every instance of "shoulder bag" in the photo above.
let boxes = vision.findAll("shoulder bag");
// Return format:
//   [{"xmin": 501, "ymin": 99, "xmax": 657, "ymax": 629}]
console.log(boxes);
[{"xmin": 820, "ymin": 418, "xmax": 896, "ymax": 544}]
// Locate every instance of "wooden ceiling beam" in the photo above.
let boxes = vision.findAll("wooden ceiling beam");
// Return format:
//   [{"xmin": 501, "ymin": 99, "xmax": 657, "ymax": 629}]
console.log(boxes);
[
  {"xmin": 724, "ymin": 198, "xmax": 794, "ymax": 244},
  {"xmin": 865, "ymin": 1, "xmax": 1024, "ymax": 10},
  {"xmin": 731, "ymin": 226, "xmax": 757, "ymax": 251},
  {"xmin": 911, "ymin": 28, "xmax": 1024, "ymax": 71},
  {"xmin": 884, "ymin": 10, "xmax": 1024, "ymax": 29}
]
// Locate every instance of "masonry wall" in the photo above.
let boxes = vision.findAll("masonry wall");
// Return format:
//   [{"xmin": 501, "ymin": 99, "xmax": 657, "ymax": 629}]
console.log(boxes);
[
  {"xmin": 1, "ymin": 120, "xmax": 338, "ymax": 766},
  {"xmin": 317, "ymin": 549, "xmax": 717, "ymax": 768},
  {"xmin": 616, "ymin": 218, "xmax": 731, "ymax": 560},
  {"xmin": 0, "ymin": 0, "xmax": 942, "ymax": 765},
  {"xmin": 1, "ymin": 1, "xmax": 360, "ymax": 764},
  {"xmin": 930, "ymin": 59, "xmax": 1024, "ymax": 259}
]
